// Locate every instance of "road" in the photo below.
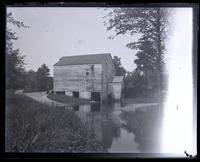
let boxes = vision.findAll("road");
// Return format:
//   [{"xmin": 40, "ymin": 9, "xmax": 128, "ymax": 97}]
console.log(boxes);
[{"xmin": 24, "ymin": 91, "xmax": 69, "ymax": 107}]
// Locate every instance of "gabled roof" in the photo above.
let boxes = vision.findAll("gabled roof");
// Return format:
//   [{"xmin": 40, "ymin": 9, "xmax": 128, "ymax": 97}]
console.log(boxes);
[{"xmin": 54, "ymin": 53, "xmax": 113, "ymax": 66}]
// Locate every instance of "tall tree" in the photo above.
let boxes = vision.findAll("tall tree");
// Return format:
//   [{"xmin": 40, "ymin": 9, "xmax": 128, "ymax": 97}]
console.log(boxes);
[
  {"xmin": 6, "ymin": 12, "xmax": 29, "ymax": 89},
  {"xmin": 134, "ymin": 38, "xmax": 158, "ymax": 91},
  {"xmin": 124, "ymin": 70, "xmax": 146, "ymax": 97},
  {"xmin": 112, "ymin": 56, "xmax": 126, "ymax": 76},
  {"xmin": 36, "ymin": 64, "xmax": 50, "ymax": 91},
  {"xmin": 24, "ymin": 70, "xmax": 38, "ymax": 91},
  {"xmin": 104, "ymin": 8, "xmax": 170, "ymax": 98}
]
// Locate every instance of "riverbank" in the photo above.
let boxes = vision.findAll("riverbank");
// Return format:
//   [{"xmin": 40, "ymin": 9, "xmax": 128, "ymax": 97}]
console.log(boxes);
[
  {"xmin": 5, "ymin": 93, "xmax": 102, "ymax": 152},
  {"xmin": 124, "ymin": 97, "xmax": 159, "ymax": 104},
  {"xmin": 120, "ymin": 104, "xmax": 163, "ymax": 153}
]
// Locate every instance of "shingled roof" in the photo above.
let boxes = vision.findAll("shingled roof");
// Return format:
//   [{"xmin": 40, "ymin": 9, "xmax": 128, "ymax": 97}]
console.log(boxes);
[{"xmin": 54, "ymin": 53, "xmax": 112, "ymax": 66}]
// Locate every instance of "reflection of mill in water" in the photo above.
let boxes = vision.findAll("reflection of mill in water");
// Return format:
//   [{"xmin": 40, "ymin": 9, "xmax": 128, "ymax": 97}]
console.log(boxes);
[{"xmin": 73, "ymin": 102, "xmax": 139, "ymax": 153}]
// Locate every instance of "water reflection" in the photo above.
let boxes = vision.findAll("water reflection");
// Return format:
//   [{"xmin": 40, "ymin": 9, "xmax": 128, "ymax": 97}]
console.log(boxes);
[
  {"xmin": 73, "ymin": 105, "xmax": 79, "ymax": 111},
  {"xmin": 72, "ymin": 102, "xmax": 161, "ymax": 153},
  {"xmin": 91, "ymin": 103, "xmax": 101, "ymax": 112}
]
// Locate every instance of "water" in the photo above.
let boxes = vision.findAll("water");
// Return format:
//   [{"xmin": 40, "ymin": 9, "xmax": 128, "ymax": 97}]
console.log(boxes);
[{"xmin": 72, "ymin": 102, "xmax": 161, "ymax": 153}]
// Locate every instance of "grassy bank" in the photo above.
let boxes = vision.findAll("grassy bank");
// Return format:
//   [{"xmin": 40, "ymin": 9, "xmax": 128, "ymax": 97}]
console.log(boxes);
[
  {"xmin": 124, "ymin": 97, "xmax": 159, "ymax": 104},
  {"xmin": 5, "ymin": 94, "xmax": 102, "ymax": 152},
  {"xmin": 120, "ymin": 105, "xmax": 162, "ymax": 153},
  {"xmin": 47, "ymin": 93, "xmax": 90, "ymax": 106}
]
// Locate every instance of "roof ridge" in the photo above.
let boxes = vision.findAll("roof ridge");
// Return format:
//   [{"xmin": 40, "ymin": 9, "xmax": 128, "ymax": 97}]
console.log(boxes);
[
  {"xmin": 54, "ymin": 53, "xmax": 113, "ymax": 66},
  {"xmin": 60, "ymin": 53, "xmax": 111, "ymax": 59}
]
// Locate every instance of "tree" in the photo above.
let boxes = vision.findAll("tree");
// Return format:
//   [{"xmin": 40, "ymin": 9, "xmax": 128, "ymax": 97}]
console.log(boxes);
[
  {"xmin": 36, "ymin": 64, "xmax": 50, "ymax": 91},
  {"xmin": 24, "ymin": 70, "xmax": 38, "ymax": 91},
  {"xmin": 134, "ymin": 39, "xmax": 158, "ymax": 92},
  {"xmin": 6, "ymin": 12, "xmax": 29, "ymax": 90},
  {"xmin": 112, "ymin": 56, "xmax": 126, "ymax": 76},
  {"xmin": 104, "ymin": 8, "xmax": 170, "ymax": 98},
  {"xmin": 124, "ymin": 70, "xmax": 146, "ymax": 97}
]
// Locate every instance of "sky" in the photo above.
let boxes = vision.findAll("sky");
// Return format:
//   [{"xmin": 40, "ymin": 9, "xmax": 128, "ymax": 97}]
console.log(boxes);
[{"xmin": 7, "ymin": 7, "xmax": 140, "ymax": 76}]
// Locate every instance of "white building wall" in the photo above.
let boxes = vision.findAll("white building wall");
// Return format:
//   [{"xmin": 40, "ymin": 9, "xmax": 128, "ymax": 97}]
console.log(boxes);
[
  {"xmin": 112, "ymin": 83, "xmax": 122, "ymax": 100},
  {"xmin": 54, "ymin": 64, "xmax": 102, "ymax": 93},
  {"xmin": 80, "ymin": 91, "xmax": 91, "ymax": 99},
  {"xmin": 65, "ymin": 91, "xmax": 72, "ymax": 97}
]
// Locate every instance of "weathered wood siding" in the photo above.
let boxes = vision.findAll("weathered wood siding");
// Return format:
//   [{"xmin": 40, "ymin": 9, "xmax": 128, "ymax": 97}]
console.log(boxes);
[
  {"xmin": 112, "ymin": 82, "xmax": 122, "ymax": 100},
  {"xmin": 54, "ymin": 64, "xmax": 102, "ymax": 96},
  {"xmin": 101, "ymin": 57, "xmax": 115, "ymax": 100}
]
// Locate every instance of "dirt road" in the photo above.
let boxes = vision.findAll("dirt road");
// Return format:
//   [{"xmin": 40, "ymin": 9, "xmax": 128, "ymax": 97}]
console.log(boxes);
[{"xmin": 24, "ymin": 91, "xmax": 69, "ymax": 107}]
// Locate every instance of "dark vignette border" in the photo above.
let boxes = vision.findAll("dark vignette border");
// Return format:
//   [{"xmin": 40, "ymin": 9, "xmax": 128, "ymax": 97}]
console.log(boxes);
[{"xmin": 0, "ymin": 1, "xmax": 199, "ymax": 160}]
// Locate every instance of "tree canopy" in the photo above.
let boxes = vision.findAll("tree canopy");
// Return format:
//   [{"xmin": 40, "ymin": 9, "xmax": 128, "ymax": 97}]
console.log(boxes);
[
  {"xmin": 112, "ymin": 56, "xmax": 126, "ymax": 76},
  {"xmin": 36, "ymin": 64, "xmax": 51, "ymax": 91},
  {"xmin": 104, "ymin": 8, "xmax": 170, "ymax": 97},
  {"xmin": 6, "ymin": 12, "xmax": 29, "ymax": 89}
]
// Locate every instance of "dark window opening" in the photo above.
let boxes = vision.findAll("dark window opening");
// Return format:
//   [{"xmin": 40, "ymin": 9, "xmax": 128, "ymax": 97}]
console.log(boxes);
[
  {"xmin": 91, "ymin": 92, "xmax": 101, "ymax": 101},
  {"xmin": 90, "ymin": 65, "xmax": 94, "ymax": 71},
  {"xmin": 86, "ymin": 72, "xmax": 89, "ymax": 75},
  {"xmin": 56, "ymin": 91, "xmax": 65, "ymax": 95},
  {"xmin": 73, "ymin": 91, "xmax": 79, "ymax": 98}
]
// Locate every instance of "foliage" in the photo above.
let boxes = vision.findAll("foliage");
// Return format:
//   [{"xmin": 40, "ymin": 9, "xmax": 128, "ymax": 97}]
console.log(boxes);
[
  {"xmin": 5, "ymin": 94, "xmax": 102, "ymax": 152},
  {"xmin": 134, "ymin": 39, "xmax": 159, "ymax": 92},
  {"xmin": 112, "ymin": 56, "xmax": 126, "ymax": 76},
  {"xmin": 36, "ymin": 64, "xmax": 50, "ymax": 91},
  {"xmin": 104, "ymin": 8, "xmax": 169, "ymax": 52},
  {"xmin": 104, "ymin": 8, "xmax": 170, "ymax": 97},
  {"xmin": 6, "ymin": 12, "xmax": 29, "ymax": 89},
  {"xmin": 120, "ymin": 105, "xmax": 162, "ymax": 152},
  {"xmin": 24, "ymin": 70, "xmax": 38, "ymax": 91},
  {"xmin": 124, "ymin": 71, "xmax": 146, "ymax": 97},
  {"xmin": 24, "ymin": 64, "xmax": 52, "ymax": 92}
]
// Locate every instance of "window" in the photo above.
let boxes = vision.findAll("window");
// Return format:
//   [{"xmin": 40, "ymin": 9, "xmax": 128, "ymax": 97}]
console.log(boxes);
[
  {"xmin": 73, "ymin": 91, "xmax": 79, "ymax": 98},
  {"xmin": 86, "ymin": 72, "xmax": 89, "ymax": 75},
  {"xmin": 91, "ymin": 92, "xmax": 101, "ymax": 101}
]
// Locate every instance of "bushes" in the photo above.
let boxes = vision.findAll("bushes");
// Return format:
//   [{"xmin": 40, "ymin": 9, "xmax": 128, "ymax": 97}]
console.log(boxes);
[
  {"xmin": 125, "ymin": 87, "xmax": 158, "ymax": 98},
  {"xmin": 5, "ymin": 94, "xmax": 102, "ymax": 152},
  {"xmin": 120, "ymin": 105, "xmax": 162, "ymax": 152}
]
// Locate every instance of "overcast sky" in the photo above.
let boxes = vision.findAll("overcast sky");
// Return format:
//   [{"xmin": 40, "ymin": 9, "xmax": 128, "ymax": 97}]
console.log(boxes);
[{"xmin": 7, "ymin": 7, "xmax": 141, "ymax": 76}]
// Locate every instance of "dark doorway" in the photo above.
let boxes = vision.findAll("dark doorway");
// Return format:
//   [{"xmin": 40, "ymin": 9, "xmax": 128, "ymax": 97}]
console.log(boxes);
[
  {"xmin": 73, "ymin": 91, "xmax": 79, "ymax": 98},
  {"xmin": 91, "ymin": 92, "xmax": 101, "ymax": 101}
]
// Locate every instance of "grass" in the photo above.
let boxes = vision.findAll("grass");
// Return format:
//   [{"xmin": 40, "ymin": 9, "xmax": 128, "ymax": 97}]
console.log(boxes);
[
  {"xmin": 120, "ymin": 105, "xmax": 163, "ymax": 153},
  {"xmin": 5, "ymin": 93, "xmax": 102, "ymax": 152},
  {"xmin": 47, "ymin": 93, "xmax": 90, "ymax": 106},
  {"xmin": 124, "ymin": 97, "xmax": 159, "ymax": 104}
]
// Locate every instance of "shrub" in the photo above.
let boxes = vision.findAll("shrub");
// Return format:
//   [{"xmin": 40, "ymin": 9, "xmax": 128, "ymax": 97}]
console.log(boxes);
[{"xmin": 5, "ymin": 94, "xmax": 102, "ymax": 152}]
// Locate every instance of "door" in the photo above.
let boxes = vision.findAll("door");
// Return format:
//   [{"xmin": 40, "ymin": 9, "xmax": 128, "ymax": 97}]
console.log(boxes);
[
  {"xmin": 91, "ymin": 92, "xmax": 101, "ymax": 101},
  {"xmin": 73, "ymin": 91, "xmax": 79, "ymax": 98}
]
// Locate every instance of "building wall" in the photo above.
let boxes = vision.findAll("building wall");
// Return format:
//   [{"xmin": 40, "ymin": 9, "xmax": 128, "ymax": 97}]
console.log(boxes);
[
  {"xmin": 54, "ymin": 64, "xmax": 103, "ymax": 99},
  {"xmin": 80, "ymin": 91, "xmax": 91, "ymax": 99},
  {"xmin": 112, "ymin": 83, "xmax": 122, "ymax": 100},
  {"xmin": 108, "ymin": 81, "xmax": 124, "ymax": 100},
  {"xmin": 65, "ymin": 91, "xmax": 72, "ymax": 96},
  {"xmin": 101, "ymin": 57, "xmax": 116, "ymax": 100},
  {"xmin": 54, "ymin": 57, "xmax": 118, "ymax": 101}
]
